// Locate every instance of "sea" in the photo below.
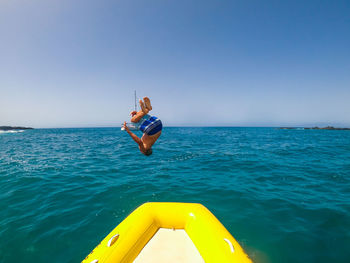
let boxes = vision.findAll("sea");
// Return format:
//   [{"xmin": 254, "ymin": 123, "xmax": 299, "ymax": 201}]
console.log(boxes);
[{"xmin": 0, "ymin": 127, "xmax": 349, "ymax": 263}]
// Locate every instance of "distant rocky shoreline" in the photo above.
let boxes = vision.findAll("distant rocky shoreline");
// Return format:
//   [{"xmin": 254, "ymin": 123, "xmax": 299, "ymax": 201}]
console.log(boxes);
[
  {"xmin": 0, "ymin": 126, "xmax": 34, "ymax": 131},
  {"xmin": 279, "ymin": 126, "xmax": 350, "ymax": 130}
]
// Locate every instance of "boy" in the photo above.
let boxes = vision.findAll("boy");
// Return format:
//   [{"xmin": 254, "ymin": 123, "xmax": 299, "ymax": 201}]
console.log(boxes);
[{"xmin": 123, "ymin": 97, "xmax": 162, "ymax": 156}]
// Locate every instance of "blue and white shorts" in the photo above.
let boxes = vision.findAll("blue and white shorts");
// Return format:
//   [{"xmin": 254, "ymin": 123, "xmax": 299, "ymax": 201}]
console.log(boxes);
[{"xmin": 139, "ymin": 115, "xmax": 162, "ymax": 135}]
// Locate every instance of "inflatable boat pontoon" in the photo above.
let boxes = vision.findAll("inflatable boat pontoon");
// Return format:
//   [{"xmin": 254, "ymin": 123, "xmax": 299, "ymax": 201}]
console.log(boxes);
[{"xmin": 82, "ymin": 202, "xmax": 252, "ymax": 263}]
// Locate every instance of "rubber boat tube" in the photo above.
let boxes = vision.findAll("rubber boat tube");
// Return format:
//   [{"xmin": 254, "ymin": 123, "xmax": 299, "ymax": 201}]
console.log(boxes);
[{"xmin": 82, "ymin": 202, "xmax": 252, "ymax": 263}]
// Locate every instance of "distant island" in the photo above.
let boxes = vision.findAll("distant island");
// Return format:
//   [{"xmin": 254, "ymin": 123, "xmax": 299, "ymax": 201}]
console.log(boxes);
[
  {"xmin": 0, "ymin": 126, "xmax": 34, "ymax": 131},
  {"xmin": 279, "ymin": 126, "xmax": 350, "ymax": 130}
]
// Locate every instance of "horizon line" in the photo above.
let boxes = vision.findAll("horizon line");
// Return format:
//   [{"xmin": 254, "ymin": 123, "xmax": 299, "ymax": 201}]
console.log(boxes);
[{"xmin": 16, "ymin": 124, "xmax": 350, "ymax": 129}]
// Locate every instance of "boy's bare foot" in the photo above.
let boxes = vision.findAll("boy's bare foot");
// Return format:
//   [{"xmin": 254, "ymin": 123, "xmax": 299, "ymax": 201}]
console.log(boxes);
[
  {"xmin": 139, "ymin": 99, "xmax": 149, "ymax": 114},
  {"xmin": 143, "ymin": 97, "xmax": 152, "ymax": 111}
]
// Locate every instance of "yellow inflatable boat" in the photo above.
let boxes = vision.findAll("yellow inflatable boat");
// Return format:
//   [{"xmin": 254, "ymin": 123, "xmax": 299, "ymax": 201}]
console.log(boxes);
[{"xmin": 82, "ymin": 202, "xmax": 252, "ymax": 263}]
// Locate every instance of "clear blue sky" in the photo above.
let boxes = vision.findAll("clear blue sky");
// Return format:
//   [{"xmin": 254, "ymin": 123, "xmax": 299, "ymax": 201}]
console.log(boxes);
[{"xmin": 1, "ymin": 0, "xmax": 349, "ymax": 127}]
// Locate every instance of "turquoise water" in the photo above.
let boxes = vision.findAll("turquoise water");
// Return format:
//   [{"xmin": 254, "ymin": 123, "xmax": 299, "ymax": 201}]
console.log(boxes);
[{"xmin": 1, "ymin": 127, "xmax": 349, "ymax": 262}]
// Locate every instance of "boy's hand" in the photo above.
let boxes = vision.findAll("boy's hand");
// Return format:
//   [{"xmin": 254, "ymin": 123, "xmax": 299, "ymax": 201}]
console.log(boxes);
[
  {"xmin": 130, "ymin": 111, "xmax": 137, "ymax": 116},
  {"xmin": 123, "ymin": 121, "xmax": 129, "ymax": 131}
]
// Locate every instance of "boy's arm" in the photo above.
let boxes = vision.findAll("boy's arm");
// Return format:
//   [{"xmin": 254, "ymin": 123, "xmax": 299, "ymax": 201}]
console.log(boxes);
[{"xmin": 124, "ymin": 122, "xmax": 142, "ymax": 145}]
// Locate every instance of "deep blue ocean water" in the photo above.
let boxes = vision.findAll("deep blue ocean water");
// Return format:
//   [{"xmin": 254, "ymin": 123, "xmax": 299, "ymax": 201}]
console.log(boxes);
[{"xmin": 0, "ymin": 127, "xmax": 349, "ymax": 263}]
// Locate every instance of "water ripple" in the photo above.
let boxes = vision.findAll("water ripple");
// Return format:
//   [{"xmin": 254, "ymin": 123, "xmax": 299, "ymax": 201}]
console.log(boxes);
[{"xmin": 1, "ymin": 128, "xmax": 350, "ymax": 263}]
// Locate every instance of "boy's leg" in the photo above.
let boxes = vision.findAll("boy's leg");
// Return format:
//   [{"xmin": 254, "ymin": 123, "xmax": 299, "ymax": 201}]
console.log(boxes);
[
  {"xmin": 143, "ymin": 97, "xmax": 152, "ymax": 111},
  {"xmin": 131, "ymin": 100, "xmax": 149, "ymax": 123},
  {"xmin": 131, "ymin": 111, "xmax": 146, "ymax": 123}
]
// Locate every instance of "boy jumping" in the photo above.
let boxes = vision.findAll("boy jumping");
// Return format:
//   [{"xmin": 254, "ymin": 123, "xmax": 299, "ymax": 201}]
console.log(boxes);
[{"xmin": 123, "ymin": 97, "xmax": 162, "ymax": 156}]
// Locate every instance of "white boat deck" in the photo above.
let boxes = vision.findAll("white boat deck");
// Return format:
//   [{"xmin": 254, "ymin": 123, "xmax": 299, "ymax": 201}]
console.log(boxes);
[{"xmin": 133, "ymin": 228, "xmax": 205, "ymax": 263}]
